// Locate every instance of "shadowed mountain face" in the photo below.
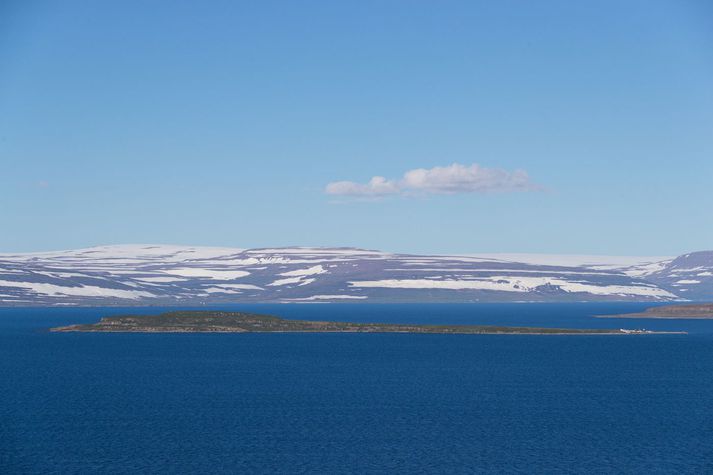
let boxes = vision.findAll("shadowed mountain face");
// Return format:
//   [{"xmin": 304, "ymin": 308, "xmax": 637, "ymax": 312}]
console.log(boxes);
[
  {"xmin": 643, "ymin": 251, "xmax": 713, "ymax": 301},
  {"xmin": 0, "ymin": 245, "xmax": 709, "ymax": 306}
]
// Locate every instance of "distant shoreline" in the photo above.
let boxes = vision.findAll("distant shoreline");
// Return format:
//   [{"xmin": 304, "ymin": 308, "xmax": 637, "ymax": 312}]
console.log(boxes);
[
  {"xmin": 51, "ymin": 310, "xmax": 685, "ymax": 335},
  {"xmin": 597, "ymin": 303, "xmax": 713, "ymax": 319}
]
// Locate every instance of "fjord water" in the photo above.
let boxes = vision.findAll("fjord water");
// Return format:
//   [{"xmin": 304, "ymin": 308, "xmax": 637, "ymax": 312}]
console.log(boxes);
[{"xmin": 2, "ymin": 303, "xmax": 713, "ymax": 474}]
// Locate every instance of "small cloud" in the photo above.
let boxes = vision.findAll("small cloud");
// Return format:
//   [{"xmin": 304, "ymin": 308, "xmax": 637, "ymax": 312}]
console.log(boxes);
[
  {"xmin": 325, "ymin": 176, "xmax": 399, "ymax": 196},
  {"xmin": 325, "ymin": 163, "xmax": 542, "ymax": 198},
  {"xmin": 37, "ymin": 180, "xmax": 49, "ymax": 188}
]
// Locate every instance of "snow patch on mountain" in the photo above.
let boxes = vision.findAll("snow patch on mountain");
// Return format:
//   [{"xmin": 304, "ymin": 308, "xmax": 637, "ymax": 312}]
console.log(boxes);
[
  {"xmin": 350, "ymin": 276, "xmax": 677, "ymax": 299},
  {"xmin": 161, "ymin": 268, "xmax": 250, "ymax": 280},
  {"xmin": 134, "ymin": 276, "xmax": 187, "ymax": 283},
  {"xmin": 0, "ymin": 280, "xmax": 154, "ymax": 299},
  {"xmin": 268, "ymin": 276, "xmax": 305, "ymax": 287},
  {"xmin": 284, "ymin": 295, "xmax": 368, "ymax": 301},
  {"xmin": 279, "ymin": 265, "xmax": 327, "ymax": 277}
]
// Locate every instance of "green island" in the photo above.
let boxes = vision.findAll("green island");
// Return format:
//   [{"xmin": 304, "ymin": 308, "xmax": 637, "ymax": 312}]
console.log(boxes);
[
  {"xmin": 598, "ymin": 303, "xmax": 713, "ymax": 319},
  {"xmin": 50, "ymin": 311, "xmax": 681, "ymax": 334}
]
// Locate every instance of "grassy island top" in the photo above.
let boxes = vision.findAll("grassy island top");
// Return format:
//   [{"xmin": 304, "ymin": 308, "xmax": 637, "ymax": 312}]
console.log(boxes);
[
  {"xmin": 598, "ymin": 303, "xmax": 713, "ymax": 319},
  {"xmin": 50, "ymin": 311, "xmax": 679, "ymax": 334}
]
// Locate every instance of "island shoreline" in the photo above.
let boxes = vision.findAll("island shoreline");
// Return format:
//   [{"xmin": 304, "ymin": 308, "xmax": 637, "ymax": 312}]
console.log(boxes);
[
  {"xmin": 50, "ymin": 311, "xmax": 685, "ymax": 335},
  {"xmin": 596, "ymin": 303, "xmax": 713, "ymax": 320}
]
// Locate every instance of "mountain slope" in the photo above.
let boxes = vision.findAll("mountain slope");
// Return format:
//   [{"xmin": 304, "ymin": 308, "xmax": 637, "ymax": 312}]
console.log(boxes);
[
  {"xmin": 640, "ymin": 251, "xmax": 713, "ymax": 300},
  {"xmin": 0, "ymin": 245, "xmax": 706, "ymax": 306}
]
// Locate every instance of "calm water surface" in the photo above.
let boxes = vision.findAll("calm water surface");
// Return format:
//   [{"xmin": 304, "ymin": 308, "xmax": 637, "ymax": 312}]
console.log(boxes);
[{"xmin": 2, "ymin": 303, "xmax": 713, "ymax": 474}]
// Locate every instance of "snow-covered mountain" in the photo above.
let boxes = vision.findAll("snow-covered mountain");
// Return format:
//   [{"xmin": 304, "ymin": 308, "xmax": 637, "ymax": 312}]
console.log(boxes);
[
  {"xmin": 0, "ymin": 244, "xmax": 709, "ymax": 306},
  {"xmin": 640, "ymin": 251, "xmax": 713, "ymax": 301}
]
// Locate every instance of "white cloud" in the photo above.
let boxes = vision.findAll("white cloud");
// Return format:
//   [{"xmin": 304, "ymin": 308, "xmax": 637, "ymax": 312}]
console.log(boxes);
[
  {"xmin": 325, "ymin": 176, "xmax": 399, "ymax": 196},
  {"xmin": 325, "ymin": 163, "xmax": 541, "ymax": 197}
]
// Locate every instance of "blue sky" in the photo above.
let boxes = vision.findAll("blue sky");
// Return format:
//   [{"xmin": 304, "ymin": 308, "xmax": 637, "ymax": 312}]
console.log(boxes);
[{"xmin": 1, "ymin": 0, "xmax": 712, "ymax": 255}]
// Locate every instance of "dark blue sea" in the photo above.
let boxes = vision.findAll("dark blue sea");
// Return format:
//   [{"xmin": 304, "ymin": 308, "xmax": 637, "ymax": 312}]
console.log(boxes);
[{"xmin": 2, "ymin": 303, "xmax": 713, "ymax": 474}]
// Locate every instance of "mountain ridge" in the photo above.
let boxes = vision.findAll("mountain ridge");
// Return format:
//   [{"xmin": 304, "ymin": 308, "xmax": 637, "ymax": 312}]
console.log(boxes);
[{"xmin": 0, "ymin": 244, "xmax": 710, "ymax": 306}]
